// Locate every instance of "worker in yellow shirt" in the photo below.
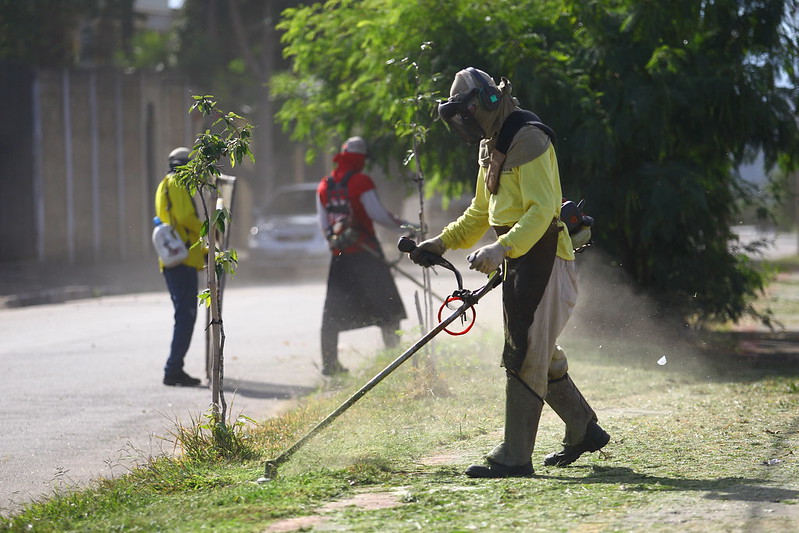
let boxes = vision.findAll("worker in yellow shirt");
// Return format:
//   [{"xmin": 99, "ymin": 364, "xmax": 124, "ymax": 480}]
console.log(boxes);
[
  {"xmin": 154, "ymin": 147, "xmax": 206, "ymax": 387},
  {"xmin": 410, "ymin": 67, "xmax": 609, "ymax": 477}
]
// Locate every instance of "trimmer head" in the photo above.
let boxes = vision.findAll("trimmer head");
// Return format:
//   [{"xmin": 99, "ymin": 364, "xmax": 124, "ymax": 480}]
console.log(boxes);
[{"xmin": 262, "ymin": 460, "xmax": 279, "ymax": 480}]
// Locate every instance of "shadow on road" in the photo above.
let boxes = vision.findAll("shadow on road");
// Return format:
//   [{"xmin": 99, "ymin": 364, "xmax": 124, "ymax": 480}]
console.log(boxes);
[{"xmin": 224, "ymin": 378, "xmax": 316, "ymax": 400}]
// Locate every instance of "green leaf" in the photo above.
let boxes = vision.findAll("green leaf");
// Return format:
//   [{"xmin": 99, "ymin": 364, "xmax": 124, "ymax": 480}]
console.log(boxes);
[{"xmin": 197, "ymin": 289, "xmax": 212, "ymax": 308}]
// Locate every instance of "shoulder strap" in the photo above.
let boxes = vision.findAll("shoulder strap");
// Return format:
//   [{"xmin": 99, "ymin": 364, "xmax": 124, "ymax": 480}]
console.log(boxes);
[
  {"xmin": 161, "ymin": 174, "xmax": 194, "ymax": 236},
  {"xmin": 325, "ymin": 169, "xmax": 356, "ymax": 185},
  {"xmin": 160, "ymin": 175, "xmax": 174, "ymax": 218},
  {"xmin": 340, "ymin": 169, "xmax": 357, "ymax": 188},
  {"xmin": 164, "ymin": 183, "xmax": 173, "ymax": 212},
  {"xmin": 325, "ymin": 170, "xmax": 358, "ymax": 195},
  {"xmin": 323, "ymin": 170, "xmax": 359, "ymax": 216},
  {"xmin": 496, "ymin": 110, "xmax": 557, "ymax": 155}
]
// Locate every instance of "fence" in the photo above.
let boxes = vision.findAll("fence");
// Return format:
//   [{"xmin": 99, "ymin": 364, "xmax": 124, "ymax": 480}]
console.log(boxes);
[
  {"xmin": 0, "ymin": 61, "xmax": 413, "ymax": 267},
  {"xmin": 0, "ymin": 61, "xmax": 199, "ymax": 264}
]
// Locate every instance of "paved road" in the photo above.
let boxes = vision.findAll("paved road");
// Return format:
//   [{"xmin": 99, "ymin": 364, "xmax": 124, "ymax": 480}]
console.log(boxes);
[
  {"xmin": 731, "ymin": 225, "xmax": 798, "ymax": 260},
  {"xmin": 0, "ymin": 254, "xmax": 501, "ymax": 514}
]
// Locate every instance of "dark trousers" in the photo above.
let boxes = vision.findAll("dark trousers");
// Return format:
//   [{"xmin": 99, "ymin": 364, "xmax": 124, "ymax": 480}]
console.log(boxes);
[
  {"xmin": 321, "ymin": 318, "xmax": 401, "ymax": 368},
  {"xmin": 320, "ymin": 249, "xmax": 406, "ymax": 369},
  {"xmin": 162, "ymin": 264, "xmax": 198, "ymax": 376}
]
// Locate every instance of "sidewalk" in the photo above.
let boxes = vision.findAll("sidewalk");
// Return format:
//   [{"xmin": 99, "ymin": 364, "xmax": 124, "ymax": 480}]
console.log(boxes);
[
  {"xmin": 3, "ymin": 227, "xmax": 795, "ymax": 307},
  {"xmin": 0, "ymin": 257, "xmax": 165, "ymax": 308}
]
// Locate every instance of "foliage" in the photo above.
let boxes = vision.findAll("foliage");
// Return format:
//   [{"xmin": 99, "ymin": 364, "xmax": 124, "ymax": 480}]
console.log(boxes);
[
  {"xmin": 174, "ymin": 0, "xmax": 298, "ymax": 100},
  {"xmin": 175, "ymin": 93, "xmax": 253, "ymax": 293},
  {"xmin": 173, "ymin": 0, "xmax": 306, "ymax": 195},
  {"xmin": 274, "ymin": 0, "xmax": 799, "ymax": 325},
  {"xmin": 169, "ymin": 409, "xmax": 259, "ymax": 463},
  {"xmin": 561, "ymin": 0, "xmax": 799, "ymax": 325},
  {"xmin": 176, "ymin": 96, "xmax": 255, "ymax": 181},
  {"xmin": 273, "ymin": 0, "xmax": 509, "ymax": 195},
  {"xmin": 173, "ymin": 95, "xmax": 253, "ymax": 260},
  {"xmin": 0, "ymin": 0, "xmax": 138, "ymax": 67},
  {"xmin": 124, "ymin": 29, "xmax": 176, "ymax": 70}
]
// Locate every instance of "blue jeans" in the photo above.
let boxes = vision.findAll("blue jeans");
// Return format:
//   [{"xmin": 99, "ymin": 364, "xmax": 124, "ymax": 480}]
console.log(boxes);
[{"xmin": 162, "ymin": 264, "xmax": 199, "ymax": 376}]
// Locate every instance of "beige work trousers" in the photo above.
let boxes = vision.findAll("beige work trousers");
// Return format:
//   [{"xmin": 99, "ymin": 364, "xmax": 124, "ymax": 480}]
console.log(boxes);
[{"xmin": 517, "ymin": 257, "xmax": 578, "ymax": 398}]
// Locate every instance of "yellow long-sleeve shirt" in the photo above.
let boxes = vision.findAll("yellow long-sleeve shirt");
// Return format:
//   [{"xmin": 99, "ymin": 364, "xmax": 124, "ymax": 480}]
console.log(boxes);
[
  {"xmin": 154, "ymin": 174, "xmax": 206, "ymax": 271},
  {"xmin": 439, "ymin": 142, "xmax": 574, "ymax": 261}
]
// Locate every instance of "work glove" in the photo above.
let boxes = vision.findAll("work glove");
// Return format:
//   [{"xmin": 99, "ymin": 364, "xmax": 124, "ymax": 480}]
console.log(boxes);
[
  {"xmin": 467, "ymin": 242, "xmax": 508, "ymax": 274},
  {"xmin": 409, "ymin": 236, "xmax": 447, "ymax": 267},
  {"xmin": 570, "ymin": 226, "xmax": 592, "ymax": 250}
]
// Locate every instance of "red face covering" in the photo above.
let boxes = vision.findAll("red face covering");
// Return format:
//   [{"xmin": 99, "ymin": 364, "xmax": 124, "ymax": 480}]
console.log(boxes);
[{"xmin": 333, "ymin": 151, "xmax": 366, "ymax": 175}]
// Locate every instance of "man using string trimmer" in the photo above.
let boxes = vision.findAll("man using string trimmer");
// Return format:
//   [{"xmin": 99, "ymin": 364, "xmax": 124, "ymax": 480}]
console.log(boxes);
[{"xmin": 409, "ymin": 67, "xmax": 609, "ymax": 478}]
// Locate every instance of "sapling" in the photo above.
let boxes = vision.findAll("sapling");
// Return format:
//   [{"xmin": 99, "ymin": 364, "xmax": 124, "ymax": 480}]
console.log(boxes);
[
  {"xmin": 389, "ymin": 43, "xmax": 440, "ymax": 355},
  {"xmin": 170, "ymin": 94, "xmax": 254, "ymax": 432}
]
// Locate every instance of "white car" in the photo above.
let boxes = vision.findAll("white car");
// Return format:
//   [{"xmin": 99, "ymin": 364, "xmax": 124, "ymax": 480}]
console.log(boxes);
[{"xmin": 247, "ymin": 183, "xmax": 330, "ymax": 268}]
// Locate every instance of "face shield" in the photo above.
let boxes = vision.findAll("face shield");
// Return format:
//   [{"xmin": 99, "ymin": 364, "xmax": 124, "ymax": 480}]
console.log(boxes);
[{"xmin": 437, "ymin": 89, "xmax": 486, "ymax": 145}]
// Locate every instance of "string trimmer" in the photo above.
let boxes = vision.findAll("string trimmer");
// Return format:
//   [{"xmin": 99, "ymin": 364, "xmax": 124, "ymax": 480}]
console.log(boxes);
[
  {"xmin": 355, "ymin": 239, "xmax": 448, "ymax": 303},
  {"xmin": 261, "ymin": 237, "xmax": 502, "ymax": 479}
]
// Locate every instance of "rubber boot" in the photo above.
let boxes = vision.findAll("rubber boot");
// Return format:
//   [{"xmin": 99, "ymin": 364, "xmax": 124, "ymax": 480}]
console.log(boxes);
[
  {"xmin": 320, "ymin": 325, "xmax": 347, "ymax": 376},
  {"xmin": 466, "ymin": 372, "xmax": 542, "ymax": 478},
  {"xmin": 543, "ymin": 373, "xmax": 609, "ymax": 466},
  {"xmin": 380, "ymin": 320, "xmax": 401, "ymax": 349}
]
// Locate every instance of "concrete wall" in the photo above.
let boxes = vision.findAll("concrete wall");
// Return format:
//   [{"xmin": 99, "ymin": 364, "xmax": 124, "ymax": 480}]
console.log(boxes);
[
  {"xmin": 0, "ymin": 62, "xmax": 37, "ymax": 261},
  {"xmin": 0, "ymin": 63, "xmax": 198, "ymax": 264},
  {"xmin": 0, "ymin": 61, "xmax": 418, "ymax": 266}
]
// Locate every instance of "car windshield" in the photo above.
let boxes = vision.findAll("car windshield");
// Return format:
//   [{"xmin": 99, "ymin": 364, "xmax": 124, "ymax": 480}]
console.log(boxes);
[{"xmin": 265, "ymin": 189, "xmax": 317, "ymax": 216}]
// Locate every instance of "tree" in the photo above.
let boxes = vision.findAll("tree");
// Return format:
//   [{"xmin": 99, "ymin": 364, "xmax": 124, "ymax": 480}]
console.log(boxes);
[
  {"xmin": 0, "ymin": 0, "xmax": 138, "ymax": 67},
  {"xmin": 273, "ymin": 0, "xmax": 799, "ymax": 326},
  {"xmin": 174, "ymin": 0, "xmax": 302, "ymax": 197},
  {"xmin": 559, "ymin": 0, "xmax": 799, "ymax": 323}
]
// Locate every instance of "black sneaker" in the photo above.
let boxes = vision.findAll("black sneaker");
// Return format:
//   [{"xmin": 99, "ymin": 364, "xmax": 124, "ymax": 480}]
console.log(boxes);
[
  {"xmin": 543, "ymin": 421, "xmax": 610, "ymax": 467},
  {"xmin": 163, "ymin": 371, "xmax": 202, "ymax": 387},
  {"xmin": 465, "ymin": 459, "xmax": 534, "ymax": 478}
]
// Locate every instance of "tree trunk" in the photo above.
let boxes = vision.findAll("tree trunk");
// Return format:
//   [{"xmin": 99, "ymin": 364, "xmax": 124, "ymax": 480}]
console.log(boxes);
[{"xmin": 207, "ymin": 191, "xmax": 225, "ymax": 420}]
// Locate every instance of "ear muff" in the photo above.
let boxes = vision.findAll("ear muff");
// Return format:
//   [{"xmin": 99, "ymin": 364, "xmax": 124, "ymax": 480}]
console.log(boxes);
[{"xmin": 466, "ymin": 67, "xmax": 501, "ymax": 111}]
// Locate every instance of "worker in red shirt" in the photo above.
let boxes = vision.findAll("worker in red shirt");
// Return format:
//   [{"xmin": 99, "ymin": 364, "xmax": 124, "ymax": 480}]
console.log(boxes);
[{"xmin": 316, "ymin": 136, "xmax": 410, "ymax": 376}]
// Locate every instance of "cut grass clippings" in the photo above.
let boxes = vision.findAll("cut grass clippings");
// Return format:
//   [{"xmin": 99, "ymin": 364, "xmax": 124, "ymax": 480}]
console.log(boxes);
[{"xmin": 3, "ymin": 288, "xmax": 799, "ymax": 531}]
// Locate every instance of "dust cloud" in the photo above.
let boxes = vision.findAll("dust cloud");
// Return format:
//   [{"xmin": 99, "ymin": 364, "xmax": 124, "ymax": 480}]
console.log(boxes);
[{"xmin": 564, "ymin": 249, "xmax": 718, "ymax": 376}]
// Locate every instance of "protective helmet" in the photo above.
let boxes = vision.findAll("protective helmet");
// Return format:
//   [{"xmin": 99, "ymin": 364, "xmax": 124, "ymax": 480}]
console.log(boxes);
[
  {"xmin": 449, "ymin": 68, "xmax": 500, "ymax": 107},
  {"xmin": 438, "ymin": 68, "xmax": 502, "ymax": 144},
  {"xmin": 168, "ymin": 147, "xmax": 190, "ymax": 170},
  {"xmin": 341, "ymin": 136, "xmax": 368, "ymax": 155}
]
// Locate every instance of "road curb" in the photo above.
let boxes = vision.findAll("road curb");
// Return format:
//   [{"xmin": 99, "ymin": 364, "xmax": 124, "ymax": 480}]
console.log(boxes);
[{"xmin": 1, "ymin": 285, "xmax": 108, "ymax": 309}]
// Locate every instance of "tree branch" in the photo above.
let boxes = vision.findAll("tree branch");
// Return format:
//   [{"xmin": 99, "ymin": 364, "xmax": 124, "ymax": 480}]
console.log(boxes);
[{"xmin": 228, "ymin": 0, "xmax": 265, "ymax": 80}]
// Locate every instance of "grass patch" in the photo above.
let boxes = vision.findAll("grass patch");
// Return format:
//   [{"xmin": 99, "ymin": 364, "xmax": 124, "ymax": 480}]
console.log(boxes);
[{"xmin": 4, "ymin": 289, "xmax": 799, "ymax": 531}]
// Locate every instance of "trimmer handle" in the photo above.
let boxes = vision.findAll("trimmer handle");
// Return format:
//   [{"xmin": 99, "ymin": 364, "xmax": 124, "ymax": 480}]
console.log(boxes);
[
  {"xmin": 397, "ymin": 235, "xmax": 420, "ymax": 253},
  {"xmin": 398, "ymin": 236, "xmax": 442, "ymax": 265},
  {"xmin": 398, "ymin": 236, "xmax": 463, "ymax": 290}
]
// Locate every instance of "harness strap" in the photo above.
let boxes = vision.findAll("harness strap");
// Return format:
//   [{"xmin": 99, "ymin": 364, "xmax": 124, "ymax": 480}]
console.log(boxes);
[
  {"xmin": 486, "ymin": 110, "xmax": 557, "ymax": 195},
  {"xmin": 324, "ymin": 170, "xmax": 357, "ymax": 213},
  {"xmin": 496, "ymin": 110, "xmax": 556, "ymax": 156},
  {"xmin": 162, "ymin": 175, "xmax": 192, "ymax": 240}
]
